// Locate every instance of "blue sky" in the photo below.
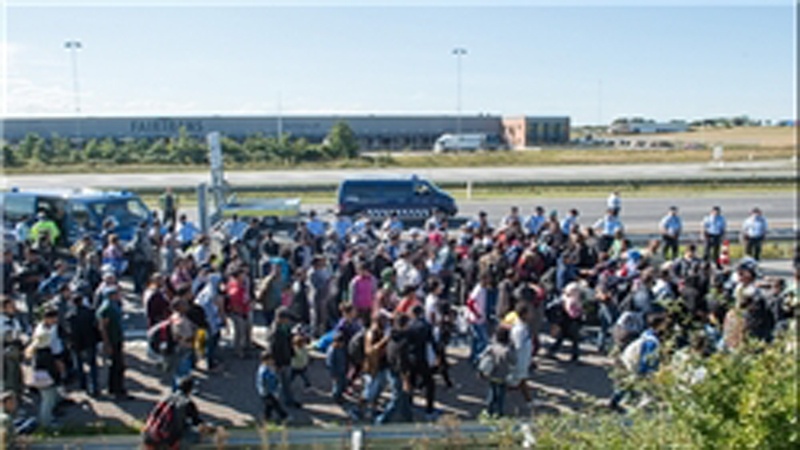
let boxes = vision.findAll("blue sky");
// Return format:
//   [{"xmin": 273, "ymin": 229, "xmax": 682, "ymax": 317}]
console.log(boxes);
[{"xmin": 2, "ymin": 1, "xmax": 795, "ymax": 124}]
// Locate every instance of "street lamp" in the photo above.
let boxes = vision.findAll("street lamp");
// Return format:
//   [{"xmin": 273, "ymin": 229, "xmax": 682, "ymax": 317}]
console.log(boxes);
[
  {"xmin": 452, "ymin": 47, "xmax": 467, "ymax": 151},
  {"xmin": 64, "ymin": 40, "xmax": 82, "ymax": 141}
]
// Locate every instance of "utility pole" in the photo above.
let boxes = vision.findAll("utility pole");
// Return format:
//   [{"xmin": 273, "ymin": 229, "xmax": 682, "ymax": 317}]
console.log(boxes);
[
  {"xmin": 64, "ymin": 40, "xmax": 83, "ymax": 141},
  {"xmin": 277, "ymin": 92, "xmax": 283, "ymax": 139},
  {"xmin": 452, "ymin": 47, "xmax": 467, "ymax": 151}
]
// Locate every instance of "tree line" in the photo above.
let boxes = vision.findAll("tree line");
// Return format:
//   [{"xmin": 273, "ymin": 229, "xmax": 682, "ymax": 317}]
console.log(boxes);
[
  {"xmin": 611, "ymin": 115, "xmax": 770, "ymax": 128},
  {"xmin": 2, "ymin": 121, "xmax": 360, "ymax": 168}
]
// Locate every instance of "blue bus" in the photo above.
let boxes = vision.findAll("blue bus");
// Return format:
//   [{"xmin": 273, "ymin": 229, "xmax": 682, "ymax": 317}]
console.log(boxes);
[
  {"xmin": 336, "ymin": 175, "xmax": 457, "ymax": 219},
  {"xmin": 1, "ymin": 188, "xmax": 152, "ymax": 248}
]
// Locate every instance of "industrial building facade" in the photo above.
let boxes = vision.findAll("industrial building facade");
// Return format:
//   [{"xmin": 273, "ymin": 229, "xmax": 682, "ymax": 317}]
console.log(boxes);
[{"xmin": 2, "ymin": 114, "xmax": 570, "ymax": 150}]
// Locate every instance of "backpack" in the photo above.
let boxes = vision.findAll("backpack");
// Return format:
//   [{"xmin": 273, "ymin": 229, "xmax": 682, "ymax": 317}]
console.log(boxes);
[
  {"xmin": 477, "ymin": 347, "xmax": 496, "ymax": 379},
  {"xmin": 147, "ymin": 318, "xmax": 176, "ymax": 357},
  {"xmin": 256, "ymin": 276, "xmax": 281, "ymax": 312},
  {"xmin": 620, "ymin": 332, "xmax": 658, "ymax": 374},
  {"xmin": 613, "ymin": 311, "xmax": 644, "ymax": 349},
  {"xmin": 347, "ymin": 328, "xmax": 366, "ymax": 367},
  {"xmin": 143, "ymin": 394, "xmax": 184, "ymax": 445}
]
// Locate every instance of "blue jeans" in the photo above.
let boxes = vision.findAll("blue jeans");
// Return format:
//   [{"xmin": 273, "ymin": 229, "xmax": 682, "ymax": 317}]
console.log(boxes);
[
  {"xmin": 39, "ymin": 386, "xmax": 58, "ymax": 427},
  {"xmin": 206, "ymin": 331, "xmax": 220, "ymax": 369},
  {"xmin": 597, "ymin": 302, "xmax": 618, "ymax": 353},
  {"xmin": 364, "ymin": 369, "xmax": 389, "ymax": 407},
  {"xmin": 172, "ymin": 348, "xmax": 193, "ymax": 391},
  {"xmin": 487, "ymin": 382, "xmax": 506, "ymax": 417},
  {"xmin": 470, "ymin": 323, "xmax": 489, "ymax": 365},
  {"xmin": 278, "ymin": 366, "xmax": 297, "ymax": 406},
  {"xmin": 486, "ymin": 288, "xmax": 498, "ymax": 327},
  {"xmin": 76, "ymin": 347, "xmax": 99, "ymax": 395},
  {"xmin": 375, "ymin": 370, "xmax": 412, "ymax": 425},
  {"xmin": 331, "ymin": 371, "xmax": 347, "ymax": 403}
]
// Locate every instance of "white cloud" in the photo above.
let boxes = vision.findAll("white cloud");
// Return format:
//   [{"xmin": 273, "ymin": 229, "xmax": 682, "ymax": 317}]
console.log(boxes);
[{"xmin": 5, "ymin": 76, "xmax": 74, "ymax": 114}]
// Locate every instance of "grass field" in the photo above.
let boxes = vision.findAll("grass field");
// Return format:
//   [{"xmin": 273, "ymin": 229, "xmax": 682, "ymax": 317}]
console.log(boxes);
[
  {"xmin": 139, "ymin": 182, "xmax": 795, "ymax": 210},
  {"xmin": 5, "ymin": 145, "xmax": 795, "ymax": 175},
  {"xmin": 641, "ymin": 126, "xmax": 796, "ymax": 148}
]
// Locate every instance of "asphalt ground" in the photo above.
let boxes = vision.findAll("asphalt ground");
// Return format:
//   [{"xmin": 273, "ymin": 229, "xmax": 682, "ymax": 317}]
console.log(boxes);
[
  {"xmin": 4, "ymin": 161, "xmax": 795, "ymax": 190},
  {"xmin": 306, "ymin": 193, "xmax": 797, "ymax": 234},
  {"xmin": 14, "ymin": 257, "xmax": 794, "ymax": 448}
]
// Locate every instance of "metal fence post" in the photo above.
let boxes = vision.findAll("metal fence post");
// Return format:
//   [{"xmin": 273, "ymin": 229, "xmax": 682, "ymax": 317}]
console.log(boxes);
[{"xmin": 198, "ymin": 182, "xmax": 208, "ymax": 234}]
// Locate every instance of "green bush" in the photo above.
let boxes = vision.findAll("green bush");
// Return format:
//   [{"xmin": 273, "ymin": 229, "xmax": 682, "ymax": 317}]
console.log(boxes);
[{"xmin": 527, "ymin": 332, "xmax": 798, "ymax": 449}]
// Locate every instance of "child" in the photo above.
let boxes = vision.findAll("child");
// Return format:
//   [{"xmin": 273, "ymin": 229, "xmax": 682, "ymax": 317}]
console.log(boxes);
[
  {"xmin": 290, "ymin": 332, "xmax": 312, "ymax": 390},
  {"xmin": 478, "ymin": 327, "xmax": 516, "ymax": 418},
  {"xmin": 255, "ymin": 350, "xmax": 288, "ymax": 423},
  {"xmin": 326, "ymin": 332, "xmax": 348, "ymax": 404}
]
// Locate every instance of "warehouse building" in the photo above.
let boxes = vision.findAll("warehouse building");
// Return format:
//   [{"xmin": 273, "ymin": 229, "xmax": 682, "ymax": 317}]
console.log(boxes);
[{"xmin": 2, "ymin": 114, "xmax": 570, "ymax": 150}]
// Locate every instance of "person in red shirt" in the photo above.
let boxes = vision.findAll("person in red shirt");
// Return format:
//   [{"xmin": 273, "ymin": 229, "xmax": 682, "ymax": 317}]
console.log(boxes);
[
  {"xmin": 395, "ymin": 285, "xmax": 421, "ymax": 317},
  {"xmin": 226, "ymin": 269, "xmax": 252, "ymax": 358}
]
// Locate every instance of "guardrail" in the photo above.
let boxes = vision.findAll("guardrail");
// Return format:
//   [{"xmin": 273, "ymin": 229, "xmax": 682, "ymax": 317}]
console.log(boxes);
[{"xmin": 29, "ymin": 422, "xmax": 496, "ymax": 449}]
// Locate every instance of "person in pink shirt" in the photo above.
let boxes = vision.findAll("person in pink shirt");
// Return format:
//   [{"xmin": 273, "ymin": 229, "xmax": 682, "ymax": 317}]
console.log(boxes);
[
  {"xmin": 349, "ymin": 263, "xmax": 377, "ymax": 325},
  {"xmin": 169, "ymin": 257, "xmax": 192, "ymax": 294}
]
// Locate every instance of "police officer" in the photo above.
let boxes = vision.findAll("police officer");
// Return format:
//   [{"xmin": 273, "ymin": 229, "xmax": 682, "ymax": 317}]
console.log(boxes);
[
  {"xmin": 659, "ymin": 206, "xmax": 683, "ymax": 260},
  {"xmin": 741, "ymin": 207, "xmax": 768, "ymax": 261},
  {"xmin": 523, "ymin": 206, "xmax": 546, "ymax": 238},
  {"xmin": 28, "ymin": 212, "xmax": 60, "ymax": 247},
  {"xmin": 593, "ymin": 208, "xmax": 624, "ymax": 253},
  {"xmin": 701, "ymin": 206, "xmax": 726, "ymax": 267}
]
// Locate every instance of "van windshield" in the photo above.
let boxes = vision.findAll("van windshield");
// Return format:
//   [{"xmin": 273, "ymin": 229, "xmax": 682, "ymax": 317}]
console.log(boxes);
[{"xmin": 87, "ymin": 198, "xmax": 150, "ymax": 228}]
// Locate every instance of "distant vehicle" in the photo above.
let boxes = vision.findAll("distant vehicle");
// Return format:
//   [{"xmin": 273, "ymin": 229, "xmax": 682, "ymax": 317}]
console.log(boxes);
[
  {"xmin": 0, "ymin": 188, "xmax": 152, "ymax": 247},
  {"xmin": 433, "ymin": 133, "xmax": 505, "ymax": 153},
  {"xmin": 337, "ymin": 175, "xmax": 458, "ymax": 219},
  {"xmin": 205, "ymin": 131, "xmax": 301, "ymax": 230},
  {"xmin": 211, "ymin": 194, "xmax": 301, "ymax": 229}
]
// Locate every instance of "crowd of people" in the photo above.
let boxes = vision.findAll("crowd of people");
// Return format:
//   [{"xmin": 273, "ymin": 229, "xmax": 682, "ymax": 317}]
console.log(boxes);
[{"xmin": 1, "ymin": 188, "xmax": 797, "ymax": 448}]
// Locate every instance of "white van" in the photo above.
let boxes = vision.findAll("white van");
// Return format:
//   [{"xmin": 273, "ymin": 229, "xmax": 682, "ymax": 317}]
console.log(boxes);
[{"xmin": 433, "ymin": 133, "xmax": 487, "ymax": 153}]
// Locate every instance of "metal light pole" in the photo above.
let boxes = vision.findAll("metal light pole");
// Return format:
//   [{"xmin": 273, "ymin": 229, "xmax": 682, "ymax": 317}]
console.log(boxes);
[
  {"xmin": 452, "ymin": 47, "xmax": 467, "ymax": 151},
  {"xmin": 64, "ymin": 40, "xmax": 82, "ymax": 141}
]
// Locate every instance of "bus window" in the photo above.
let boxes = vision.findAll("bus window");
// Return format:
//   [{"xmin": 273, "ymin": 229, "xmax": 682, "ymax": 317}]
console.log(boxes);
[
  {"xmin": 415, "ymin": 183, "xmax": 431, "ymax": 195},
  {"xmin": 69, "ymin": 202, "xmax": 96, "ymax": 231},
  {"xmin": 88, "ymin": 198, "xmax": 150, "ymax": 228},
  {"xmin": 1, "ymin": 194, "xmax": 35, "ymax": 223}
]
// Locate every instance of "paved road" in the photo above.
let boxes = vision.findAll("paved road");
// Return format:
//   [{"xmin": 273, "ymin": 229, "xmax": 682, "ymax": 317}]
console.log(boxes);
[
  {"xmin": 308, "ymin": 193, "xmax": 797, "ymax": 233},
  {"xmin": 3, "ymin": 160, "xmax": 795, "ymax": 190}
]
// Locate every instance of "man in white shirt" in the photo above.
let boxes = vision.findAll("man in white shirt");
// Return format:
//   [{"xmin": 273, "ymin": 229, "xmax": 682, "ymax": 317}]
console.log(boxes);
[
  {"xmin": 607, "ymin": 191, "xmax": 621, "ymax": 216},
  {"xmin": 394, "ymin": 250, "xmax": 420, "ymax": 293},
  {"xmin": 741, "ymin": 207, "xmax": 768, "ymax": 261}
]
